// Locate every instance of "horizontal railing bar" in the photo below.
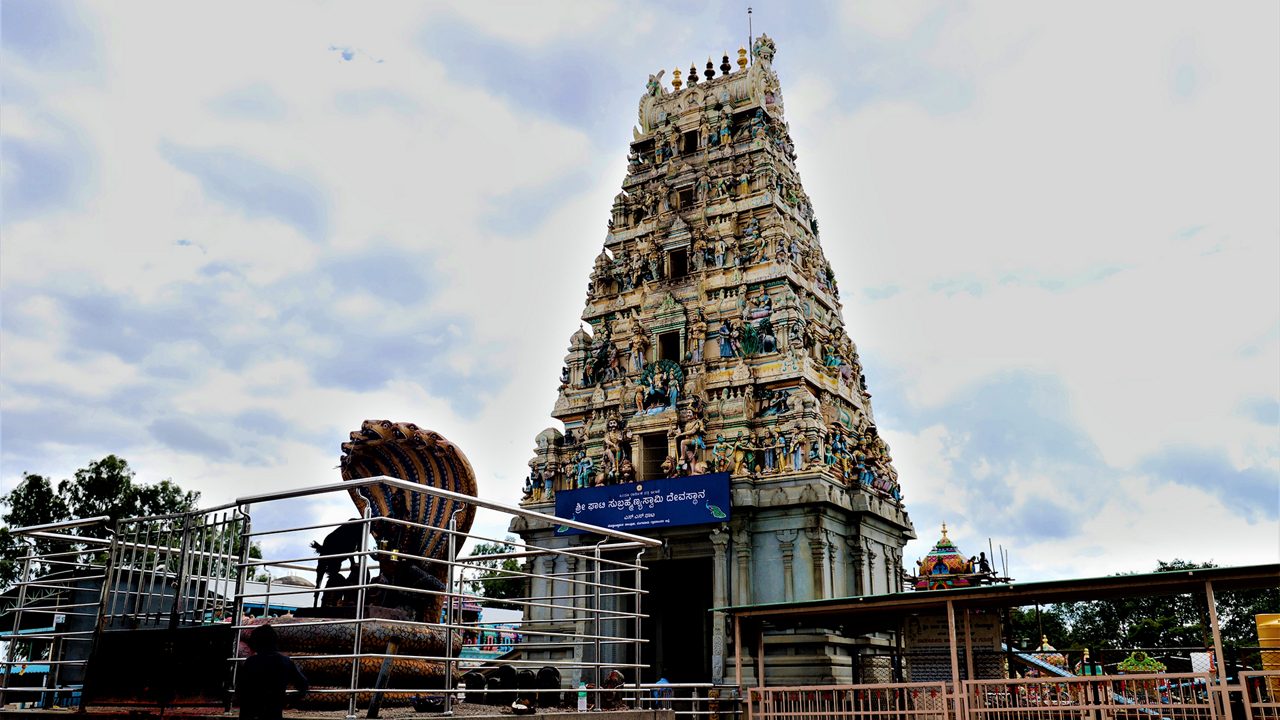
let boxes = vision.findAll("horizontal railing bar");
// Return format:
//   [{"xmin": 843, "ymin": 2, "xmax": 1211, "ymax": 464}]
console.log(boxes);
[
  {"xmin": 234, "ymin": 474, "xmax": 661, "ymax": 546},
  {"xmin": 9, "ymin": 517, "xmax": 112, "ymax": 535}
]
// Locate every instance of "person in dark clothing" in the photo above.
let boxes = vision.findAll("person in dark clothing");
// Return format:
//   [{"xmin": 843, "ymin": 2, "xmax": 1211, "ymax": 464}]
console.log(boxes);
[{"xmin": 238, "ymin": 624, "xmax": 308, "ymax": 720}]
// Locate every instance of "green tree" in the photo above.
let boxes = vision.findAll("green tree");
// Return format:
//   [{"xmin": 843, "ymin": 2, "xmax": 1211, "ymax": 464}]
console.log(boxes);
[
  {"xmin": 57, "ymin": 456, "xmax": 198, "ymax": 538},
  {"xmin": 1, "ymin": 456, "xmax": 202, "ymax": 591},
  {"xmin": 1021, "ymin": 560, "xmax": 1277, "ymax": 653},
  {"xmin": 1008, "ymin": 605, "xmax": 1072, "ymax": 649},
  {"xmin": 0, "ymin": 474, "xmax": 71, "ymax": 586},
  {"xmin": 465, "ymin": 537, "xmax": 526, "ymax": 609}
]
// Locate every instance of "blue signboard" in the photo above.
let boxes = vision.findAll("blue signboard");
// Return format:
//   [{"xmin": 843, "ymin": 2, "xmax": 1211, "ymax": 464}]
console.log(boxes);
[{"xmin": 554, "ymin": 473, "xmax": 731, "ymax": 535}]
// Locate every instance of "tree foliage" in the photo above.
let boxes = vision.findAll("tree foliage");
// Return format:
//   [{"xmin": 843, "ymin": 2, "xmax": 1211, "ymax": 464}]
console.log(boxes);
[
  {"xmin": 1009, "ymin": 560, "xmax": 1278, "ymax": 652},
  {"xmin": 465, "ymin": 537, "xmax": 526, "ymax": 609},
  {"xmin": 1, "ymin": 456, "xmax": 201, "ymax": 589}
]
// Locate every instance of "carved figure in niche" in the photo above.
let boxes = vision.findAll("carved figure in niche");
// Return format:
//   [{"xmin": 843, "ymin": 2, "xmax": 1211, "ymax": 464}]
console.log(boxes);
[
  {"xmin": 711, "ymin": 434, "xmax": 731, "ymax": 473},
  {"xmin": 690, "ymin": 234, "xmax": 705, "ymax": 272},
  {"xmin": 645, "ymin": 70, "xmax": 666, "ymax": 98},
  {"xmin": 619, "ymin": 458, "xmax": 636, "ymax": 484},
  {"xmin": 558, "ymin": 366, "xmax": 570, "ymax": 390},
  {"xmin": 727, "ymin": 431, "xmax": 751, "ymax": 476},
  {"xmin": 657, "ymin": 455, "xmax": 675, "ymax": 479},
  {"xmin": 718, "ymin": 110, "xmax": 732, "ymax": 146},
  {"xmin": 763, "ymin": 429, "xmax": 778, "ymax": 473},
  {"xmin": 602, "ymin": 417, "xmax": 628, "ymax": 481},
  {"xmin": 574, "ymin": 451, "xmax": 594, "ymax": 489},
  {"xmin": 790, "ymin": 431, "xmax": 807, "ymax": 471},
  {"xmin": 604, "ymin": 343, "xmax": 623, "ymax": 382},
  {"xmin": 777, "ymin": 431, "xmax": 791, "ymax": 472},
  {"xmin": 714, "ymin": 174, "xmax": 733, "ymax": 198},
  {"xmin": 697, "ymin": 170, "xmax": 711, "ymax": 203},
  {"xmin": 674, "ymin": 405, "xmax": 707, "ymax": 475},
  {"xmin": 647, "ymin": 252, "xmax": 661, "ymax": 281},
  {"xmin": 629, "ymin": 375, "xmax": 646, "ymax": 414},
  {"xmin": 688, "ymin": 308, "xmax": 708, "ymax": 363},
  {"xmin": 714, "ymin": 235, "xmax": 727, "ymax": 267},
  {"xmin": 760, "ymin": 388, "xmax": 790, "ymax": 416},
  {"xmin": 718, "ymin": 320, "xmax": 734, "ymax": 358},
  {"xmin": 628, "ymin": 327, "xmax": 649, "ymax": 373},
  {"xmin": 523, "ymin": 466, "xmax": 536, "ymax": 502},
  {"xmin": 628, "ymin": 252, "xmax": 644, "ymax": 289},
  {"xmin": 750, "ymin": 109, "xmax": 767, "ymax": 139},
  {"xmin": 745, "ymin": 432, "xmax": 763, "ymax": 474},
  {"xmin": 541, "ymin": 462, "xmax": 557, "ymax": 500},
  {"xmin": 639, "ymin": 360, "xmax": 683, "ymax": 413}
]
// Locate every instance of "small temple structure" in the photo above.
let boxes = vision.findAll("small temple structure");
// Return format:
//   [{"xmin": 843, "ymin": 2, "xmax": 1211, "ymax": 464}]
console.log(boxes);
[
  {"xmin": 908, "ymin": 523, "xmax": 1007, "ymax": 591},
  {"xmin": 511, "ymin": 35, "xmax": 915, "ymax": 685}
]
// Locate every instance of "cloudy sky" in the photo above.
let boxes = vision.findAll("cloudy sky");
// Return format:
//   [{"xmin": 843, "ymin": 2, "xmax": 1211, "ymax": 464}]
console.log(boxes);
[{"xmin": 2, "ymin": 1, "xmax": 1276, "ymax": 581}]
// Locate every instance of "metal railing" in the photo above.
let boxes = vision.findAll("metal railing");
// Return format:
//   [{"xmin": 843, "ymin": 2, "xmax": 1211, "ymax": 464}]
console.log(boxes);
[
  {"xmin": 749, "ymin": 682, "xmax": 953, "ymax": 720},
  {"xmin": 228, "ymin": 474, "xmax": 660, "ymax": 718},
  {"xmin": 0, "ymin": 519, "xmax": 112, "ymax": 709},
  {"xmin": 634, "ymin": 682, "xmax": 744, "ymax": 720},
  {"xmin": 965, "ymin": 672, "xmax": 1217, "ymax": 720},
  {"xmin": 1242, "ymin": 671, "xmax": 1280, "ymax": 720},
  {"xmin": 749, "ymin": 673, "xmax": 1227, "ymax": 720},
  {"xmin": 2, "ymin": 475, "xmax": 662, "ymax": 716}
]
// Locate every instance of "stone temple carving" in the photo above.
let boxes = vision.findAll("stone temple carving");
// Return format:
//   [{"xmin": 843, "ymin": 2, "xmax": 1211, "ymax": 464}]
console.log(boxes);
[
  {"xmin": 515, "ymin": 35, "xmax": 916, "ymax": 685},
  {"xmin": 522, "ymin": 35, "xmax": 905, "ymax": 505}
]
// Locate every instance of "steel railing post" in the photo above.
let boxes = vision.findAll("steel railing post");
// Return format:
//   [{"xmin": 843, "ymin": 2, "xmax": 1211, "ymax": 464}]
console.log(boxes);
[
  {"xmin": 443, "ymin": 507, "xmax": 462, "ymax": 716},
  {"xmin": 346, "ymin": 505, "xmax": 372, "ymax": 720}
]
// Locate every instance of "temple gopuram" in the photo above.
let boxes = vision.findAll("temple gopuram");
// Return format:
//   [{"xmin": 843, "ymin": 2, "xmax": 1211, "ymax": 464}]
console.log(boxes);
[{"xmin": 511, "ymin": 36, "xmax": 915, "ymax": 686}]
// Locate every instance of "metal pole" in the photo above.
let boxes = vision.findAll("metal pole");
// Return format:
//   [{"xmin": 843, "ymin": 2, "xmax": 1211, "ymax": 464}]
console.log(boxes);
[
  {"xmin": 1205, "ymin": 580, "xmax": 1230, "ymax": 718},
  {"xmin": 1, "ymin": 544, "xmax": 32, "ymax": 705},
  {"xmin": 755, "ymin": 624, "xmax": 764, "ymax": 688},
  {"xmin": 733, "ymin": 615, "xmax": 742, "ymax": 688},
  {"xmin": 593, "ymin": 542, "xmax": 604, "ymax": 706},
  {"xmin": 963, "ymin": 608, "xmax": 975, "ymax": 682},
  {"xmin": 228, "ymin": 508, "xmax": 253, "ymax": 713},
  {"xmin": 347, "ymin": 507, "xmax": 372, "ymax": 720},
  {"xmin": 634, "ymin": 550, "xmax": 644, "ymax": 694},
  {"xmin": 442, "ymin": 508, "xmax": 462, "ymax": 717},
  {"xmin": 170, "ymin": 512, "xmax": 194, "ymax": 629},
  {"xmin": 946, "ymin": 600, "xmax": 961, "ymax": 714}
]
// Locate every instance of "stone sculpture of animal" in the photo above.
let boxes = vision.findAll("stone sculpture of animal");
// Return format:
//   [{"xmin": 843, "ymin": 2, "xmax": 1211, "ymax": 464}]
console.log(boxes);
[{"xmin": 310, "ymin": 520, "xmax": 365, "ymax": 606}]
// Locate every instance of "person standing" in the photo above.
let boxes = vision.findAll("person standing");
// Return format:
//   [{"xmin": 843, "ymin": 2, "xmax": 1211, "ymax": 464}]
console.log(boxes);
[{"xmin": 238, "ymin": 624, "xmax": 308, "ymax": 720}]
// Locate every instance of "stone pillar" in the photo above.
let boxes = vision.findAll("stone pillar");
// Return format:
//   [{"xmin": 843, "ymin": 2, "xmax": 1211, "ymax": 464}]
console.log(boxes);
[
  {"xmin": 542, "ymin": 556, "xmax": 557, "ymax": 621},
  {"xmin": 827, "ymin": 531, "xmax": 839, "ymax": 600},
  {"xmin": 776, "ymin": 530, "xmax": 798, "ymax": 602},
  {"xmin": 846, "ymin": 537, "xmax": 865, "ymax": 596},
  {"xmin": 805, "ymin": 527, "xmax": 828, "ymax": 599},
  {"xmin": 863, "ymin": 540, "xmax": 879, "ymax": 595},
  {"xmin": 710, "ymin": 528, "xmax": 729, "ymax": 684},
  {"xmin": 733, "ymin": 527, "xmax": 752, "ymax": 605}
]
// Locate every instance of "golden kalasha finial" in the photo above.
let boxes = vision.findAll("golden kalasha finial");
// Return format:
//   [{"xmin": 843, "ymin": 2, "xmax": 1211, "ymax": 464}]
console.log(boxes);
[
  {"xmin": 672, "ymin": 67, "xmax": 683, "ymax": 91},
  {"xmin": 940, "ymin": 522, "xmax": 949, "ymax": 540},
  {"xmin": 738, "ymin": 47, "xmax": 749, "ymax": 70}
]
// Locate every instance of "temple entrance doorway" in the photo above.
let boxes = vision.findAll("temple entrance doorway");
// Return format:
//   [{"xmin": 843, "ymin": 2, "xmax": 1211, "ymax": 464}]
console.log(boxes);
[{"xmin": 641, "ymin": 556, "xmax": 713, "ymax": 683}]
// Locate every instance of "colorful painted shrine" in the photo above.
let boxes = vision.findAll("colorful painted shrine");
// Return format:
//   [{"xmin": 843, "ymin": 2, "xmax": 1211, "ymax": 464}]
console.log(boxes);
[{"xmin": 912, "ymin": 524, "xmax": 990, "ymax": 591}]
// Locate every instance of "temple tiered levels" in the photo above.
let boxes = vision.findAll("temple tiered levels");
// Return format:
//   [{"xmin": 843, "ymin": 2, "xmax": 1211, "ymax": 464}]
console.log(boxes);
[{"xmin": 520, "ymin": 36, "xmax": 907, "ymax": 510}]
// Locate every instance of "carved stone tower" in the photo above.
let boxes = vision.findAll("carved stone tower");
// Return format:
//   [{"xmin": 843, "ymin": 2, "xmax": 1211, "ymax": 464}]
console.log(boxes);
[{"xmin": 512, "ymin": 36, "xmax": 915, "ymax": 686}]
